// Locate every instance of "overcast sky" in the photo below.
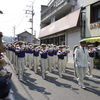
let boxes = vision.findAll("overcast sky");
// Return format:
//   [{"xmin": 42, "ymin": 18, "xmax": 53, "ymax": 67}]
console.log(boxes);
[{"xmin": 0, "ymin": 0, "xmax": 48, "ymax": 38}]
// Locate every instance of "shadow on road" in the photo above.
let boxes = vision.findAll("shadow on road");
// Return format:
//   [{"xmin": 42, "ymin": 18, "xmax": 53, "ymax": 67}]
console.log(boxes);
[
  {"xmin": 22, "ymin": 72, "xmax": 51, "ymax": 95},
  {"xmin": 85, "ymin": 86, "xmax": 100, "ymax": 96},
  {"xmin": 12, "ymin": 81, "xmax": 29, "ymax": 100}
]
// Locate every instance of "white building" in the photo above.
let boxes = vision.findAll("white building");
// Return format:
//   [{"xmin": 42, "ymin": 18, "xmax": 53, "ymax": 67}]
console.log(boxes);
[{"xmin": 39, "ymin": 0, "xmax": 84, "ymax": 62}]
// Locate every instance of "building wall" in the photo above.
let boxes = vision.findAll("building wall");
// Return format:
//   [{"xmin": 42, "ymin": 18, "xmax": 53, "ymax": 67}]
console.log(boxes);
[
  {"xmin": 18, "ymin": 33, "xmax": 32, "ymax": 43},
  {"xmin": 65, "ymin": 28, "xmax": 80, "ymax": 63},
  {"xmin": 85, "ymin": 1, "xmax": 100, "ymax": 38},
  {"xmin": 73, "ymin": 0, "xmax": 83, "ymax": 11},
  {"xmin": 66, "ymin": 28, "xmax": 80, "ymax": 49},
  {"xmin": 83, "ymin": 0, "xmax": 99, "ymax": 7}
]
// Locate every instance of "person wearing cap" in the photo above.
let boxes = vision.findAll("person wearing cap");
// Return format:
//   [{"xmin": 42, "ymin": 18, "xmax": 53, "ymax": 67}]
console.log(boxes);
[
  {"xmin": 8, "ymin": 44, "xmax": 13, "ymax": 62},
  {"xmin": 57, "ymin": 45, "xmax": 64, "ymax": 78},
  {"xmin": 88, "ymin": 44, "xmax": 95, "ymax": 77},
  {"xmin": 33, "ymin": 44, "xmax": 40, "ymax": 74},
  {"xmin": 16, "ymin": 42, "xmax": 25, "ymax": 81},
  {"xmin": 73, "ymin": 45, "xmax": 79, "ymax": 78},
  {"xmin": 28, "ymin": 44, "xmax": 34, "ymax": 70},
  {"xmin": 53, "ymin": 45, "xmax": 58, "ymax": 68},
  {"xmin": 14, "ymin": 43, "xmax": 20, "ymax": 75},
  {"xmin": 62, "ymin": 45, "xmax": 70, "ymax": 73},
  {"xmin": 75, "ymin": 40, "xmax": 89, "ymax": 89},
  {"xmin": 11, "ymin": 43, "xmax": 16, "ymax": 69},
  {"xmin": 25, "ymin": 44, "xmax": 29, "ymax": 67},
  {"xmin": 40, "ymin": 44, "xmax": 48, "ymax": 79},
  {"xmin": 48, "ymin": 45, "xmax": 54, "ymax": 73}
]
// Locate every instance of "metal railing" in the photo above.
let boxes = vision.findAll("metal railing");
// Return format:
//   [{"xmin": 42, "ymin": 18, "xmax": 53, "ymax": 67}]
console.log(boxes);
[{"xmin": 41, "ymin": 0, "xmax": 77, "ymax": 20}]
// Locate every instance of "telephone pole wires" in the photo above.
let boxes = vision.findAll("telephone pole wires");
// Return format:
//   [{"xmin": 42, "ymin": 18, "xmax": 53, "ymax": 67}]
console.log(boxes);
[{"xmin": 26, "ymin": 1, "xmax": 35, "ymax": 43}]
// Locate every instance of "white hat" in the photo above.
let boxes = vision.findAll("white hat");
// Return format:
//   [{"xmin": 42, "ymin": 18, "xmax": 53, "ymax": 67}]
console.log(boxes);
[
  {"xmin": 0, "ymin": 70, "xmax": 6, "ymax": 77},
  {"xmin": 0, "ymin": 57, "xmax": 8, "ymax": 67}
]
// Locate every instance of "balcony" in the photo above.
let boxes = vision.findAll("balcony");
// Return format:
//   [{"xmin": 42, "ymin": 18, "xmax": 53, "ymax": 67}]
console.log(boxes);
[{"xmin": 41, "ymin": 0, "xmax": 77, "ymax": 22}]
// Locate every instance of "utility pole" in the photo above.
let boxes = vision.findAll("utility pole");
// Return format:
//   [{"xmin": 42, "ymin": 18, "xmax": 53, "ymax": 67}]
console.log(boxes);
[{"xmin": 26, "ymin": 2, "xmax": 35, "ymax": 43}]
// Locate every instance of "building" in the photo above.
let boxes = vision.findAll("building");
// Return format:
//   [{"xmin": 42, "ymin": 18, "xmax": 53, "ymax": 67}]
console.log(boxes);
[
  {"xmin": 83, "ymin": 0, "xmax": 100, "ymax": 43},
  {"xmin": 39, "ymin": 0, "xmax": 84, "ymax": 62},
  {"xmin": 39, "ymin": 0, "xmax": 84, "ymax": 49},
  {"xmin": 17, "ymin": 31, "xmax": 40, "ymax": 44}
]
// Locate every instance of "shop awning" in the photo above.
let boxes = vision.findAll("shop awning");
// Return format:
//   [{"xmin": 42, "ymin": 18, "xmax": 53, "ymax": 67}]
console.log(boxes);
[
  {"xmin": 39, "ymin": 9, "xmax": 81, "ymax": 38},
  {"xmin": 83, "ymin": 37, "xmax": 100, "ymax": 42}
]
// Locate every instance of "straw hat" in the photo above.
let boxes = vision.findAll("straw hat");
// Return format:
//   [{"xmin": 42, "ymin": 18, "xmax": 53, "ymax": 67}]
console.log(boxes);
[
  {"xmin": 59, "ymin": 45, "xmax": 63, "ymax": 48},
  {"xmin": 18, "ymin": 41, "xmax": 24, "ymax": 45},
  {"xmin": 88, "ymin": 44, "xmax": 94, "ymax": 47},
  {"xmin": 79, "ymin": 40, "xmax": 86, "ymax": 44},
  {"xmin": 0, "ymin": 70, "xmax": 6, "ymax": 77},
  {"xmin": 73, "ymin": 45, "xmax": 79, "ymax": 48},
  {"xmin": 0, "ymin": 57, "xmax": 8, "ymax": 67},
  {"xmin": 41, "ymin": 44, "xmax": 46, "ymax": 47},
  {"xmin": 34, "ymin": 44, "xmax": 39, "ymax": 47}
]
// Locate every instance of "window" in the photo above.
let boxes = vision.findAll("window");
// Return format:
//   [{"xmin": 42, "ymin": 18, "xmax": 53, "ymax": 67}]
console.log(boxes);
[
  {"xmin": 91, "ymin": 2, "xmax": 100, "ymax": 23},
  {"xmin": 21, "ymin": 37, "xmax": 26, "ymax": 41},
  {"xmin": 98, "ymin": 8, "xmax": 100, "ymax": 20}
]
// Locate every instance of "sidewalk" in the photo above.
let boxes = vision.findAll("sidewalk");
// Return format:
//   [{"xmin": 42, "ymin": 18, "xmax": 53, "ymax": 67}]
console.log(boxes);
[{"xmin": 4, "ymin": 55, "xmax": 32, "ymax": 100}]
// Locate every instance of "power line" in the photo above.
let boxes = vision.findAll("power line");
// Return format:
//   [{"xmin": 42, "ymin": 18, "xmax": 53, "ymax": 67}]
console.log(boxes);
[
  {"xmin": 0, "ymin": 14, "xmax": 25, "ymax": 23},
  {"xmin": 0, "ymin": 11, "xmax": 24, "ymax": 19},
  {"xmin": 34, "ymin": 16, "xmax": 40, "ymax": 27},
  {"xmin": 16, "ymin": 14, "xmax": 26, "ymax": 28}
]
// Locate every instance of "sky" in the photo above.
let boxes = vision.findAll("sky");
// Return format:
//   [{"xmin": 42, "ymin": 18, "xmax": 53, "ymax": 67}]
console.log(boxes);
[{"xmin": 0, "ymin": 0, "xmax": 48, "ymax": 38}]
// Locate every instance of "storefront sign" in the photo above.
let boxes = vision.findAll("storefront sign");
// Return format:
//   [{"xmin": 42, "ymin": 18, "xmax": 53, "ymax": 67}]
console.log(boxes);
[{"xmin": 90, "ymin": 23, "xmax": 100, "ymax": 29}]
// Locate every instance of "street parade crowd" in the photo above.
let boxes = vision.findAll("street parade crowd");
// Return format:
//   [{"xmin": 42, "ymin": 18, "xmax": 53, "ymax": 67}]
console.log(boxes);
[
  {"xmin": 0, "ymin": 35, "xmax": 99, "ymax": 99},
  {"xmin": 4, "ymin": 41, "xmax": 70, "ymax": 80},
  {"xmin": 3, "ymin": 40, "xmax": 98, "ymax": 90}
]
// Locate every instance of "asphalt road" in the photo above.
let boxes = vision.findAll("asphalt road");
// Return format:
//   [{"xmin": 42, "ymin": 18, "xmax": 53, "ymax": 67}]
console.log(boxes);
[{"xmin": 5, "ymin": 56, "xmax": 100, "ymax": 100}]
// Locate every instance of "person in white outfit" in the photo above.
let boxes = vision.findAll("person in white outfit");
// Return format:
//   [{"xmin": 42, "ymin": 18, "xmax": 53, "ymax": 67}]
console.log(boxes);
[
  {"xmin": 57, "ymin": 45, "xmax": 65, "ymax": 78},
  {"xmin": 40, "ymin": 44, "xmax": 48, "ymax": 79},
  {"xmin": 33, "ymin": 44, "xmax": 40, "ymax": 74},
  {"xmin": 75, "ymin": 40, "xmax": 89, "ymax": 89},
  {"xmin": 28, "ymin": 44, "xmax": 34, "ymax": 70},
  {"xmin": 16, "ymin": 42, "xmax": 25, "ymax": 81},
  {"xmin": 48, "ymin": 46, "xmax": 54, "ymax": 72},
  {"xmin": 88, "ymin": 44, "xmax": 96, "ymax": 77},
  {"xmin": 73, "ymin": 45, "xmax": 79, "ymax": 78}
]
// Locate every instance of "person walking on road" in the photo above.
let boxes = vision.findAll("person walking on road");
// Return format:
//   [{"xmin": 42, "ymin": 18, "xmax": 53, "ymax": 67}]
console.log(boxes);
[
  {"xmin": 16, "ymin": 42, "xmax": 25, "ymax": 81},
  {"xmin": 57, "ymin": 45, "xmax": 65, "ymax": 78},
  {"xmin": 75, "ymin": 40, "xmax": 89, "ymax": 89},
  {"xmin": 40, "ymin": 44, "xmax": 48, "ymax": 79},
  {"xmin": 73, "ymin": 45, "xmax": 79, "ymax": 78},
  {"xmin": 88, "ymin": 44, "xmax": 96, "ymax": 77}
]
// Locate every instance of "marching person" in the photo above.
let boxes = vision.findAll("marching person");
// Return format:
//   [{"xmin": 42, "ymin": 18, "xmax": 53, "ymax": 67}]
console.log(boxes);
[
  {"xmin": 14, "ymin": 43, "xmax": 19, "ymax": 75},
  {"xmin": 7, "ymin": 44, "xmax": 12, "ymax": 62},
  {"xmin": 28, "ymin": 44, "xmax": 34, "ymax": 70},
  {"xmin": 16, "ymin": 41, "xmax": 25, "ymax": 81},
  {"xmin": 11, "ymin": 43, "xmax": 16, "ymax": 69},
  {"xmin": 75, "ymin": 40, "xmax": 89, "ymax": 89},
  {"xmin": 25, "ymin": 45, "xmax": 29, "ymax": 67},
  {"xmin": 88, "ymin": 44, "xmax": 96, "ymax": 77},
  {"xmin": 73, "ymin": 45, "xmax": 79, "ymax": 78},
  {"xmin": 63, "ymin": 45, "xmax": 70, "ymax": 73},
  {"xmin": 40, "ymin": 44, "xmax": 48, "ymax": 79},
  {"xmin": 57, "ymin": 45, "xmax": 64, "ymax": 78},
  {"xmin": 48, "ymin": 45, "xmax": 54, "ymax": 73},
  {"xmin": 53, "ymin": 45, "xmax": 58, "ymax": 68},
  {"xmin": 33, "ymin": 44, "xmax": 40, "ymax": 74}
]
